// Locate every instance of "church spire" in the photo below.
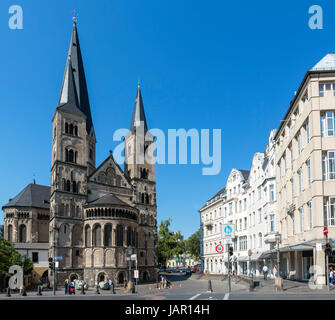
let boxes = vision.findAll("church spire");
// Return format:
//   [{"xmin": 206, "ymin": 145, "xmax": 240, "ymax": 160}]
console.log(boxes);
[
  {"xmin": 130, "ymin": 83, "xmax": 148, "ymax": 134},
  {"xmin": 58, "ymin": 19, "xmax": 94, "ymax": 134}
]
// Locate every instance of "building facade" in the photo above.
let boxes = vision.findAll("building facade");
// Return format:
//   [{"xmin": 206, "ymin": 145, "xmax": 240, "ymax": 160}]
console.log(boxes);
[
  {"xmin": 3, "ymin": 19, "xmax": 158, "ymax": 287},
  {"xmin": 275, "ymin": 53, "xmax": 335, "ymax": 284},
  {"xmin": 199, "ymin": 130, "xmax": 278, "ymax": 277}
]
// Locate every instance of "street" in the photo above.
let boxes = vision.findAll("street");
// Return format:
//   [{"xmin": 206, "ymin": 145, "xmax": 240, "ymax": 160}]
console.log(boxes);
[{"xmin": 2, "ymin": 273, "xmax": 335, "ymax": 300}]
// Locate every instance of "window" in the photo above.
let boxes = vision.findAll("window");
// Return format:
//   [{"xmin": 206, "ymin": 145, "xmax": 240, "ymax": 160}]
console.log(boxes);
[
  {"xmin": 322, "ymin": 151, "xmax": 335, "ymax": 180},
  {"xmin": 284, "ymin": 155, "xmax": 287, "ymax": 172},
  {"xmin": 290, "ymin": 144, "xmax": 293, "ymax": 170},
  {"xmin": 307, "ymin": 158, "xmax": 311, "ymax": 186},
  {"xmin": 269, "ymin": 185, "xmax": 275, "ymax": 201},
  {"xmin": 229, "ymin": 202, "xmax": 232, "ymax": 214},
  {"xmin": 270, "ymin": 215, "xmax": 275, "ymax": 232},
  {"xmin": 239, "ymin": 219, "xmax": 242, "ymax": 231},
  {"xmin": 258, "ymin": 186, "xmax": 261, "ymax": 200},
  {"xmin": 321, "ymin": 112, "xmax": 335, "ymax": 137},
  {"xmin": 324, "ymin": 197, "xmax": 335, "ymax": 226},
  {"xmin": 309, "ymin": 201, "xmax": 313, "ymax": 229},
  {"xmin": 291, "ymin": 178, "xmax": 294, "ymax": 202},
  {"xmin": 32, "ymin": 252, "xmax": 39, "ymax": 263},
  {"xmin": 258, "ymin": 233, "xmax": 262, "ymax": 248},
  {"xmin": 253, "ymin": 212, "xmax": 255, "ymax": 226},
  {"xmin": 298, "ymin": 169, "xmax": 302, "ymax": 194},
  {"xmin": 244, "ymin": 198, "xmax": 247, "ymax": 211},
  {"xmin": 244, "ymin": 217, "xmax": 247, "ymax": 230},
  {"xmin": 319, "ymin": 82, "xmax": 335, "ymax": 97},
  {"xmin": 292, "ymin": 213, "xmax": 295, "ymax": 235},
  {"xmin": 239, "ymin": 236, "xmax": 248, "ymax": 251},
  {"xmin": 306, "ymin": 120, "xmax": 310, "ymax": 144},
  {"xmin": 258, "ymin": 208, "xmax": 262, "ymax": 223},
  {"xmin": 299, "ymin": 207, "xmax": 304, "ymax": 233},
  {"xmin": 297, "ymin": 132, "xmax": 301, "ymax": 155},
  {"xmin": 19, "ymin": 224, "xmax": 26, "ymax": 243}
]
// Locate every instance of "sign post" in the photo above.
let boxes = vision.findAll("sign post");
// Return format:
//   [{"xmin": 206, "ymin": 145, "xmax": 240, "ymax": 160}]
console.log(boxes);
[
  {"xmin": 221, "ymin": 224, "xmax": 235, "ymax": 294},
  {"xmin": 324, "ymin": 227, "xmax": 329, "ymax": 291}
]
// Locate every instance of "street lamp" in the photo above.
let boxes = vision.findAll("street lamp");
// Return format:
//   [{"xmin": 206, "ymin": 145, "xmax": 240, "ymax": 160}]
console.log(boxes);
[
  {"xmin": 275, "ymin": 233, "xmax": 281, "ymax": 278},
  {"xmin": 20, "ymin": 255, "xmax": 25, "ymax": 289},
  {"xmin": 248, "ymin": 249, "xmax": 252, "ymax": 277}
]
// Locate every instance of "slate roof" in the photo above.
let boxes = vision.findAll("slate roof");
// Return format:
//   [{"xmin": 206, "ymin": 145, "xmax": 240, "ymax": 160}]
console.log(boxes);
[
  {"xmin": 2, "ymin": 184, "xmax": 50, "ymax": 209},
  {"xmin": 87, "ymin": 193, "xmax": 134, "ymax": 208},
  {"xmin": 311, "ymin": 53, "xmax": 335, "ymax": 71},
  {"xmin": 238, "ymin": 169, "xmax": 250, "ymax": 181},
  {"xmin": 58, "ymin": 20, "xmax": 93, "ymax": 133},
  {"xmin": 130, "ymin": 84, "xmax": 148, "ymax": 134}
]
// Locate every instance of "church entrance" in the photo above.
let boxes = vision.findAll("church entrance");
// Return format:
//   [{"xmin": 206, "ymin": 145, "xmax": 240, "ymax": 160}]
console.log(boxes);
[
  {"xmin": 118, "ymin": 272, "xmax": 125, "ymax": 284},
  {"xmin": 69, "ymin": 274, "xmax": 79, "ymax": 282}
]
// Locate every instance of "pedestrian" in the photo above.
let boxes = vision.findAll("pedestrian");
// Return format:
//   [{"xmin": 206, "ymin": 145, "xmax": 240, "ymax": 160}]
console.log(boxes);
[
  {"xmin": 330, "ymin": 268, "xmax": 334, "ymax": 286},
  {"xmin": 262, "ymin": 264, "xmax": 269, "ymax": 280},
  {"xmin": 124, "ymin": 279, "xmax": 128, "ymax": 292},
  {"xmin": 163, "ymin": 276, "xmax": 167, "ymax": 289},
  {"xmin": 64, "ymin": 279, "xmax": 69, "ymax": 295},
  {"xmin": 69, "ymin": 280, "xmax": 75, "ymax": 295}
]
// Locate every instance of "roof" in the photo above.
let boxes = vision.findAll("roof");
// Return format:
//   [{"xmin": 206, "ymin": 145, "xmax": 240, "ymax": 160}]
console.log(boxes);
[
  {"xmin": 238, "ymin": 169, "xmax": 250, "ymax": 181},
  {"xmin": 87, "ymin": 193, "xmax": 134, "ymax": 208},
  {"xmin": 210, "ymin": 187, "xmax": 226, "ymax": 200},
  {"xmin": 311, "ymin": 53, "xmax": 335, "ymax": 71},
  {"xmin": 58, "ymin": 20, "xmax": 93, "ymax": 133},
  {"xmin": 275, "ymin": 53, "xmax": 335, "ymax": 141},
  {"xmin": 130, "ymin": 84, "xmax": 148, "ymax": 134},
  {"xmin": 2, "ymin": 184, "xmax": 50, "ymax": 209}
]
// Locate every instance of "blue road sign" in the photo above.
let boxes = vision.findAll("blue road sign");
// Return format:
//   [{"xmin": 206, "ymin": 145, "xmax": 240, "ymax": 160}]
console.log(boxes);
[{"xmin": 54, "ymin": 256, "xmax": 63, "ymax": 261}]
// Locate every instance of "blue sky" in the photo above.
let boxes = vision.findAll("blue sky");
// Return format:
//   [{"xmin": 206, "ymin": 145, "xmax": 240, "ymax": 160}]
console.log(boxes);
[{"xmin": 0, "ymin": 0, "xmax": 333, "ymax": 238}]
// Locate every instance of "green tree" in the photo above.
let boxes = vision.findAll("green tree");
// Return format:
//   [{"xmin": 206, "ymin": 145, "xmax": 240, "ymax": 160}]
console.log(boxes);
[
  {"xmin": 186, "ymin": 229, "xmax": 201, "ymax": 261},
  {"xmin": 158, "ymin": 219, "xmax": 184, "ymax": 266},
  {"xmin": 0, "ymin": 239, "xmax": 33, "ymax": 276}
]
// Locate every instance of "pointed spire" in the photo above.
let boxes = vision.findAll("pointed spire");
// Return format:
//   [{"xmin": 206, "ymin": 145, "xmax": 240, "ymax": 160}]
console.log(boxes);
[
  {"xmin": 58, "ymin": 19, "xmax": 94, "ymax": 133},
  {"xmin": 33, "ymin": 174, "xmax": 36, "ymax": 185},
  {"xmin": 130, "ymin": 84, "xmax": 148, "ymax": 134}
]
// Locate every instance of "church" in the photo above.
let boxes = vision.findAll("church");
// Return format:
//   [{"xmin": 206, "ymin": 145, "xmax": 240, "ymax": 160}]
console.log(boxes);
[{"xmin": 2, "ymin": 18, "xmax": 158, "ymax": 287}]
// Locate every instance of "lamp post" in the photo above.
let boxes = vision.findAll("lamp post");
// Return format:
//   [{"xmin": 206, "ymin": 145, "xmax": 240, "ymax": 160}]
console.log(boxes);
[
  {"xmin": 21, "ymin": 255, "xmax": 25, "ymax": 290},
  {"xmin": 275, "ymin": 233, "xmax": 281, "ymax": 278}
]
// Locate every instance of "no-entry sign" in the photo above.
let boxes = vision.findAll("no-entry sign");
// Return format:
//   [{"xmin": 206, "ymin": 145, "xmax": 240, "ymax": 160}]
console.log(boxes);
[
  {"xmin": 324, "ymin": 227, "xmax": 328, "ymax": 237},
  {"xmin": 216, "ymin": 244, "xmax": 224, "ymax": 253}
]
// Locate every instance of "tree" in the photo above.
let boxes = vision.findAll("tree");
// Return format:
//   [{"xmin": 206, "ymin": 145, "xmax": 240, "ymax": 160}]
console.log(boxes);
[
  {"xmin": 0, "ymin": 239, "xmax": 33, "ymax": 277},
  {"xmin": 157, "ymin": 219, "xmax": 184, "ymax": 266},
  {"xmin": 186, "ymin": 229, "xmax": 201, "ymax": 261}
]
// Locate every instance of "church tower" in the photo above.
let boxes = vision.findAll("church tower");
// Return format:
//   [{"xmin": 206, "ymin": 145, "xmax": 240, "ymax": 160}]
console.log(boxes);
[
  {"xmin": 124, "ymin": 84, "xmax": 158, "ymax": 276},
  {"xmin": 49, "ymin": 18, "xmax": 95, "ymax": 283}
]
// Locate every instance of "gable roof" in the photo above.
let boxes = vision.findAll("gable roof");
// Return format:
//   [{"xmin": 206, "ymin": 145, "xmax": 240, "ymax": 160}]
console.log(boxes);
[
  {"xmin": 311, "ymin": 53, "xmax": 335, "ymax": 71},
  {"xmin": 2, "ymin": 184, "xmax": 50, "ymax": 209},
  {"xmin": 238, "ymin": 169, "xmax": 250, "ymax": 181}
]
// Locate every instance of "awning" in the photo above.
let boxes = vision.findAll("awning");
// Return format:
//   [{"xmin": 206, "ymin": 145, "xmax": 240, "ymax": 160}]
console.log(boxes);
[
  {"xmin": 259, "ymin": 251, "xmax": 277, "ymax": 260},
  {"xmin": 250, "ymin": 252, "xmax": 263, "ymax": 261},
  {"xmin": 279, "ymin": 244, "xmax": 314, "ymax": 252},
  {"xmin": 237, "ymin": 256, "xmax": 248, "ymax": 262}
]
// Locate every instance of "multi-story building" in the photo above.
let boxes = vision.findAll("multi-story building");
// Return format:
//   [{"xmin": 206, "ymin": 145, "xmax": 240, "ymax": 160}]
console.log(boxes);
[
  {"xmin": 275, "ymin": 53, "xmax": 335, "ymax": 284},
  {"xmin": 199, "ymin": 130, "xmax": 278, "ymax": 277}
]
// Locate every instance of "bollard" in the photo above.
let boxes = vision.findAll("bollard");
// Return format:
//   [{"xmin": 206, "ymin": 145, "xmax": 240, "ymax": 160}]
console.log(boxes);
[
  {"xmin": 96, "ymin": 284, "xmax": 100, "ymax": 294},
  {"xmin": 208, "ymin": 280, "xmax": 213, "ymax": 292},
  {"xmin": 81, "ymin": 285, "xmax": 86, "ymax": 295},
  {"xmin": 112, "ymin": 283, "xmax": 115, "ymax": 294},
  {"xmin": 7, "ymin": 287, "xmax": 11, "ymax": 297},
  {"xmin": 37, "ymin": 285, "xmax": 42, "ymax": 296}
]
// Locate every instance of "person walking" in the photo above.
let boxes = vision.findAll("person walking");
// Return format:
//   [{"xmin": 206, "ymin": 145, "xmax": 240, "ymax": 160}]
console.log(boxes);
[
  {"xmin": 64, "ymin": 279, "xmax": 69, "ymax": 295},
  {"xmin": 262, "ymin": 264, "xmax": 269, "ymax": 280},
  {"xmin": 124, "ymin": 279, "xmax": 128, "ymax": 293},
  {"xmin": 330, "ymin": 268, "xmax": 334, "ymax": 286}
]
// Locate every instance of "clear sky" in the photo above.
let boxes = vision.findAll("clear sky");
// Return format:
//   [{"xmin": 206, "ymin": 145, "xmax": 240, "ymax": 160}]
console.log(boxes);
[{"xmin": 0, "ymin": 0, "xmax": 334, "ymax": 238}]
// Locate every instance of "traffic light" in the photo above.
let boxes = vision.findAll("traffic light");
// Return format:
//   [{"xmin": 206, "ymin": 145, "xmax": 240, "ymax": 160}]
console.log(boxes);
[
  {"xmin": 229, "ymin": 246, "xmax": 233, "ymax": 256},
  {"xmin": 325, "ymin": 242, "xmax": 332, "ymax": 255},
  {"xmin": 48, "ymin": 257, "xmax": 53, "ymax": 269}
]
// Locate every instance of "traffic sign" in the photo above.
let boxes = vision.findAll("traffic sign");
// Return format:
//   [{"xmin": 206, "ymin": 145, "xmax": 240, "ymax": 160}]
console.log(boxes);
[
  {"xmin": 324, "ymin": 227, "xmax": 328, "ymax": 237},
  {"xmin": 55, "ymin": 261, "xmax": 59, "ymax": 268},
  {"xmin": 54, "ymin": 256, "xmax": 63, "ymax": 261},
  {"xmin": 131, "ymin": 254, "xmax": 137, "ymax": 261},
  {"xmin": 222, "ymin": 223, "xmax": 235, "ymax": 239},
  {"xmin": 216, "ymin": 244, "xmax": 224, "ymax": 253},
  {"xmin": 134, "ymin": 270, "xmax": 139, "ymax": 279}
]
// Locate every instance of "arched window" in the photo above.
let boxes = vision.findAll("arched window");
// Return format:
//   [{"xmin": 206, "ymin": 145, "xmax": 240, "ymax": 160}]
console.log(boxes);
[
  {"xmin": 65, "ymin": 149, "xmax": 69, "ymax": 162},
  {"xmin": 104, "ymin": 224, "xmax": 113, "ymax": 246},
  {"xmin": 65, "ymin": 122, "xmax": 69, "ymax": 134},
  {"xmin": 127, "ymin": 227, "xmax": 131, "ymax": 246},
  {"xmin": 69, "ymin": 124, "xmax": 74, "ymax": 135},
  {"xmin": 145, "ymin": 194, "xmax": 149, "ymax": 204},
  {"xmin": 69, "ymin": 149, "xmax": 74, "ymax": 162},
  {"xmin": 85, "ymin": 225, "xmax": 91, "ymax": 247},
  {"xmin": 66, "ymin": 180, "xmax": 71, "ymax": 192},
  {"xmin": 73, "ymin": 181, "xmax": 77, "ymax": 193},
  {"xmin": 74, "ymin": 126, "xmax": 78, "ymax": 136},
  {"xmin": 65, "ymin": 204, "xmax": 70, "ymax": 217},
  {"xmin": 7, "ymin": 225, "xmax": 13, "ymax": 242},
  {"xmin": 62, "ymin": 179, "xmax": 66, "ymax": 191},
  {"xmin": 19, "ymin": 225, "xmax": 27, "ymax": 243},
  {"xmin": 116, "ymin": 225, "xmax": 124, "ymax": 246},
  {"xmin": 141, "ymin": 193, "xmax": 145, "ymax": 204},
  {"xmin": 93, "ymin": 225, "xmax": 101, "ymax": 246}
]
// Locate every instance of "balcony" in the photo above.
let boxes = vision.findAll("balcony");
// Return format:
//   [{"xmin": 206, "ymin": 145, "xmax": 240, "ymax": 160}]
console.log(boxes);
[
  {"xmin": 286, "ymin": 203, "xmax": 295, "ymax": 215},
  {"xmin": 204, "ymin": 219, "xmax": 213, "ymax": 227}
]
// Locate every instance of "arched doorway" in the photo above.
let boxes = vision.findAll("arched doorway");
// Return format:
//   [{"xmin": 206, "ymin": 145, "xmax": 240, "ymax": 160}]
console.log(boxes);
[
  {"xmin": 118, "ymin": 272, "xmax": 125, "ymax": 284},
  {"xmin": 142, "ymin": 271, "xmax": 149, "ymax": 282},
  {"xmin": 69, "ymin": 273, "xmax": 79, "ymax": 282},
  {"xmin": 41, "ymin": 270, "xmax": 48, "ymax": 283},
  {"xmin": 97, "ymin": 272, "xmax": 106, "ymax": 283}
]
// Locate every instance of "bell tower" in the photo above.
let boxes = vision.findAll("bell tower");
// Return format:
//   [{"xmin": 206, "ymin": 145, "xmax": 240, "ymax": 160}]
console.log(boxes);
[
  {"xmin": 49, "ymin": 18, "xmax": 95, "ymax": 284},
  {"xmin": 124, "ymin": 83, "xmax": 158, "ymax": 274}
]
